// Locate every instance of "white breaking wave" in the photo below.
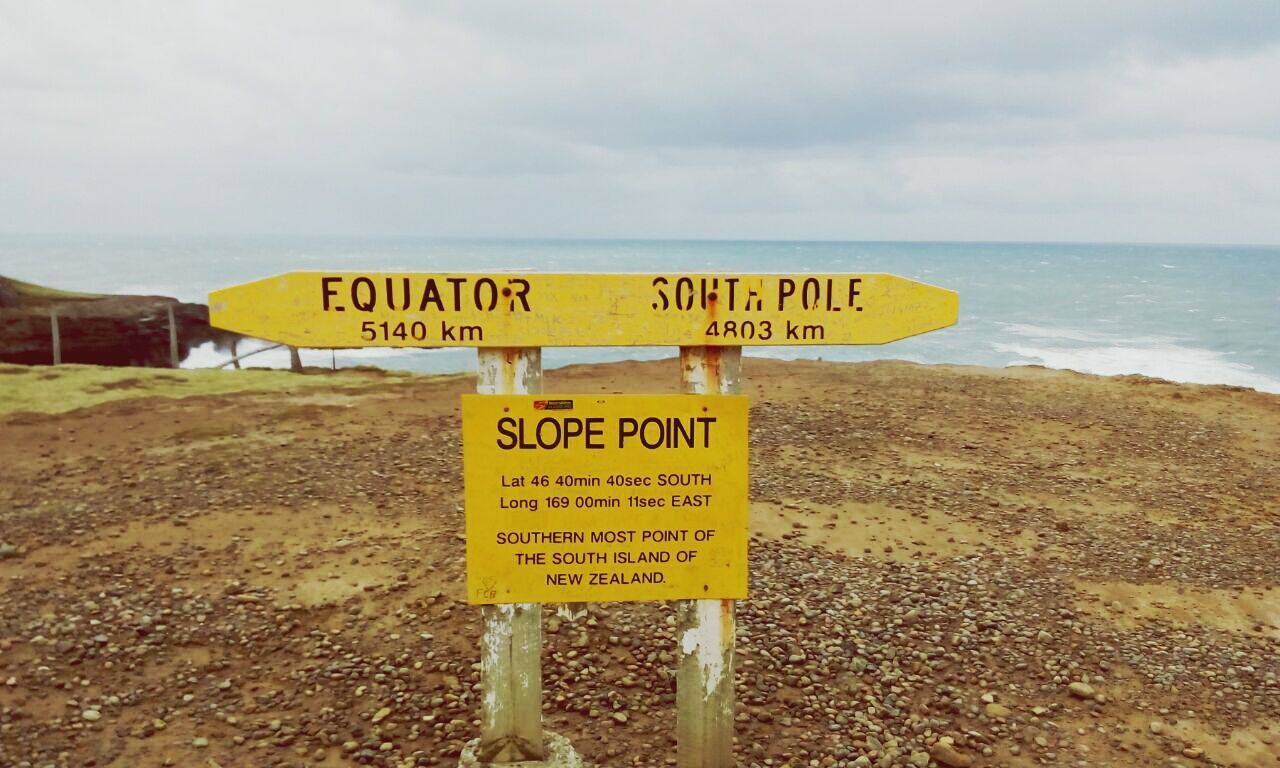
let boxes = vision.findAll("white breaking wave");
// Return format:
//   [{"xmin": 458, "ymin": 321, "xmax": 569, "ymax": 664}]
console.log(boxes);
[
  {"xmin": 995, "ymin": 341, "xmax": 1280, "ymax": 393},
  {"xmin": 996, "ymin": 323, "xmax": 1178, "ymax": 345},
  {"xmin": 181, "ymin": 340, "xmax": 434, "ymax": 370}
]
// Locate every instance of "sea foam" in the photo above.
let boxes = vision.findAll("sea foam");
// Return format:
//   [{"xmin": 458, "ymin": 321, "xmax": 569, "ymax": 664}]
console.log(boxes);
[{"xmin": 995, "ymin": 338, "xmax": 1280, "ymax": 393}]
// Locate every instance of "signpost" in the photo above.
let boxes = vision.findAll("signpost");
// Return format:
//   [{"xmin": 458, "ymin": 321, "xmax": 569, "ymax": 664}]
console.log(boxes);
[
  {"xmin": 463, "ymin": 394, "xmax": 749, "ymax": 604},
  {"xmin": 208, "ymin": 271, "xmax": 959, "ymax": 767}
]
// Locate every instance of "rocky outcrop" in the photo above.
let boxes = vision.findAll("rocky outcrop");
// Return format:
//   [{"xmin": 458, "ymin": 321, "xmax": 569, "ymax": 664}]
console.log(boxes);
[{"xmin": 0, "ymin": 275, "xmax": 235, "ymax": 367}]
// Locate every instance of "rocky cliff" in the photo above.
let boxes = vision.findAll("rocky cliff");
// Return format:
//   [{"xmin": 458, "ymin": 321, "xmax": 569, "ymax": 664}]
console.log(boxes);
[{"xmin": 0, "ymin": 276, "xmax": 234, "ymax": 367}]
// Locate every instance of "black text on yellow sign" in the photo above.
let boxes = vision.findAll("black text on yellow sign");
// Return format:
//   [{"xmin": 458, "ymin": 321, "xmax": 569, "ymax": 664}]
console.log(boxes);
[
  {"xmin": 462, "ymin": 395, "xmax": 749, "ymax": 604},
  {"xmin": 208, "ymin": 272, "xmax": 958, "ymax": 347}
]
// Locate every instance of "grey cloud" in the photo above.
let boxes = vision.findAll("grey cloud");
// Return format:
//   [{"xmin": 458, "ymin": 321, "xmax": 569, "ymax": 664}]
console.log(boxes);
[{"xmin": 0, "ymin": 1, "xmax": 1278, "ymax": 242}]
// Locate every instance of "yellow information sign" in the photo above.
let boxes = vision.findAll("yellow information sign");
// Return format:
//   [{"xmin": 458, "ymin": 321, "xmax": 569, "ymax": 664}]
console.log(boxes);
[
  {"xmin": 208, "ymin": 272, "xmax": 957, "ymax": 347},
  {"xmin": 462, "ymin": 394, "xmax": 748, "ymax": 604}
]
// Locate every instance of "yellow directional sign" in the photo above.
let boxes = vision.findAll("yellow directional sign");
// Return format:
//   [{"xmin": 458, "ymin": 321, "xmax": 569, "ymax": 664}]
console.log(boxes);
[
  {"xmin": 462, "ymin": 394, "xmax": 748, "ymax": 604},
  {"xmin": 208, "ymin": 272, "xmax": 958, "ymax": 347}
]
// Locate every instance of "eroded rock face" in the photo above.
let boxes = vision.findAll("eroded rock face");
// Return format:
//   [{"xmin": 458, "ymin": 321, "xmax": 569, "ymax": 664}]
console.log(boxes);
[{"xmin": 0, "ymin": 277, "xmax": 233, "ymax": 367}]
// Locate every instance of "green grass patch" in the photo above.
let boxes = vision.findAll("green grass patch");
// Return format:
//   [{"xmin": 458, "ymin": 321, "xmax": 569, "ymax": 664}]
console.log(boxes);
[
  {"xmin": 0, "ymin": 363, "xmax": 422, "ymax": 416},
  {"xmin": 2, "ymin": 275, "xmax": 103, "ymax": 302}
]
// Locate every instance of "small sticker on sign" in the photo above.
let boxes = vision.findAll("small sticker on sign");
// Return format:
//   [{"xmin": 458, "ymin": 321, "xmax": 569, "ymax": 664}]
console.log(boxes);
[{"xmin": 533, "ymin": 400, "xmax": 574, "ymax": 411}]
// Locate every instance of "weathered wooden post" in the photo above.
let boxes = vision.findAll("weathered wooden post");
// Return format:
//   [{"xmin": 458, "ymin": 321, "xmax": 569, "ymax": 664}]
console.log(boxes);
[
  {"xmin": 476, "ymin": 347, "xmax": 546, "ymax": 762},
  {"xmin": 230, "ymin": 337, "xmax": 241, "ymax": 369},
  {"xmin": 676, "ymin": 345, "xmax": 741, "ymax": 768},
  {"xmin": 289, "ymin": 346, "xmax": 303, "ymax": 372},
  {"xmin": 167, "ymin": 304, "xmax": 180, "ymax": 368},
  {"xmin": 49, "ymin": 307, "xmax": 61, "ymax": 365}
]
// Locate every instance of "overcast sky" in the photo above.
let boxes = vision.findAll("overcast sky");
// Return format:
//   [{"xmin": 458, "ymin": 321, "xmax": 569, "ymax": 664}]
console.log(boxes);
[{"xmin": 2, "ymin": 2, "xmax": 1278, "ymax": 243}]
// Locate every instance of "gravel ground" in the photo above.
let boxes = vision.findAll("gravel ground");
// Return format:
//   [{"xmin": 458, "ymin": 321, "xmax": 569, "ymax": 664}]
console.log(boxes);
[{"xmin": 0, "ymin": 358, "xmax": 1276, "ymax": 767}]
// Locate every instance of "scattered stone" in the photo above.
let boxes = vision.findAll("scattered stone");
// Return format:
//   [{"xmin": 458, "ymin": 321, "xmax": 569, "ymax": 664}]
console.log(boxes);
[
  {"xmin": 81, "ymin": 709, "xmax": 101, "ymax": 722},
  {"xmin": 1068, "ymin": 681, "xmax": 1096, "ymax": 699},
  {"xmin": 930, "ymin": 737, "xmax": 975, "ymax": 767}
]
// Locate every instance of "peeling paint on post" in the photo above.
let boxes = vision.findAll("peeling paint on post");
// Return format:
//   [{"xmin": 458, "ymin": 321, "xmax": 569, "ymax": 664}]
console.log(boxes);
[
  {"xmin": 677, "ymin": 345, "xmax": 740, "ymax": 768},
  {"xmin": 477, "ymin": 347, "xmax": 546, "ymax": 763}
]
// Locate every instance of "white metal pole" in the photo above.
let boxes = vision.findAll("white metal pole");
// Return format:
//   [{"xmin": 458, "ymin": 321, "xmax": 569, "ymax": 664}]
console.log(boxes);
[
  {"xmin": 676, "ymin": 345, "xmax": 740, "ymax": 768},
  {"xmin": 476, "ymin": 347, "xmax": 546, "ymax": 762}
]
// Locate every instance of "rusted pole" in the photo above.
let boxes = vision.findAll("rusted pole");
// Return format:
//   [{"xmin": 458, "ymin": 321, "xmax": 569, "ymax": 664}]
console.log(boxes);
[
  {"xmin": 49, "ymin": 307, "xmax": 61, "ymax": 365},
  {"xmin": 167, "ymin": 304, "xmax": 180, "ymax": 368},
  {"xmin": 476, "ymin": 348, "xmax": 546, "ymax": 762},
  {"xmin": 676, "ymin": 345, "xmax": 740, "ymax": 768}
]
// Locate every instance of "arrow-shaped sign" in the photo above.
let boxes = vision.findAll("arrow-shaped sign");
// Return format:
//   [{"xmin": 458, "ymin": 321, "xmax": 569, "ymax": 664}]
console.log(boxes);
[{"xmin": 209, "ymin": 272, "xmax": 958, "ymax": 347}]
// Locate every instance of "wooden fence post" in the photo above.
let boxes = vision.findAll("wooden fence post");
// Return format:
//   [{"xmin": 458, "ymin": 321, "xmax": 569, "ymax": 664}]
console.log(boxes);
[
  {"xmin": 167, "ymin": 304, "xmax": 180, "ymax": 368},
  {"xmin": 289, "ymin": 346, "xmax": 303, "ymax": 372},
  {"xmin": 476, "ymin": 347, "xmax": 546, "ymax": 762},
  {"xmin": 50, "ymin": 307, "xmax": 61, "ymax": 365},
  {"xmin": 676, "ymin": 345, "xmax": 741, "ymax": 768},
  {"xmin": 230, "ymin": 337, "xmax": 240, "ymax": 369}
]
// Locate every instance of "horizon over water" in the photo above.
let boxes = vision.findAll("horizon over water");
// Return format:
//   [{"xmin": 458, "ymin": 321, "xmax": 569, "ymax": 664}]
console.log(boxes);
[{"xmin": 2, "ymin": 236, "xmax": 1277, "ymax": 394}]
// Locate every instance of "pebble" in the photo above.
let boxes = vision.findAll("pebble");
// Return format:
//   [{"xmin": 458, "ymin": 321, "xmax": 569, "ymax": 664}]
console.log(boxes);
[
  {"xmin": 930, "ymin": 738, "xmax": 975, "ymax": 768},
  {"xmin": 80, "ymin": 710, "xmax": 101, "ymax": 722}
]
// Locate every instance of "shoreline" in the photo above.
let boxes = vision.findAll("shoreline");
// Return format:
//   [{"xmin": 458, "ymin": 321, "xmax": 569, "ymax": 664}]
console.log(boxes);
[
  {"xmin": 6, "ymin": 238, "xmax": 1278, "ymax": 391},
  {"xmin": 180, "ymin": 338, "xmax": 1280, "ymax": 395}
]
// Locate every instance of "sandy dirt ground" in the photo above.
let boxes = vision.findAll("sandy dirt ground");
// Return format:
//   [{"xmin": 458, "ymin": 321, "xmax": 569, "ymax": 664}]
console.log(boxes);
[{"xmin": 1, "ymin": 358, "xmax": 1277, "ymax": 768}]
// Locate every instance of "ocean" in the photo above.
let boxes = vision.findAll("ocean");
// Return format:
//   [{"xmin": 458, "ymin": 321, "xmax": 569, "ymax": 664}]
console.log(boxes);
[{"xmin": 2, "ymin": 237, "xmax": 1277, "ymax": 393}]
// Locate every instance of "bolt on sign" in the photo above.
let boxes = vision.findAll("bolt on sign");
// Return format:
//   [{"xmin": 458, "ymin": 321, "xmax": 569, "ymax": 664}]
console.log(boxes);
[
  {"xmin": 208, "ymin": 272, "xmax": 959, "ymax": 348},
  {"xmin": 463, "ymin": 394, "xmax": 749, "ymax": 604}
]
